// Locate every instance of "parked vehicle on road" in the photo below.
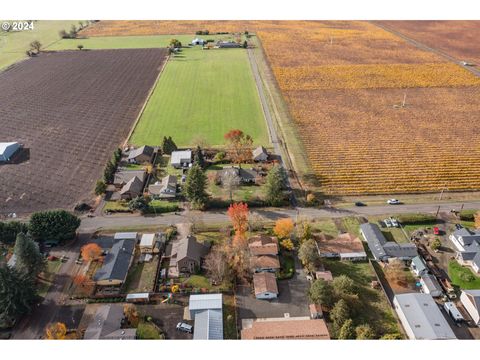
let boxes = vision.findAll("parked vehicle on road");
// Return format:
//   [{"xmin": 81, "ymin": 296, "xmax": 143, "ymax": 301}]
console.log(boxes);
[
  {"xmin": 433, "ymin": 227, "xmax": 440, "ymax": 235},
  {"xmin": 354, "ymin": 202, "xmax": 366, "ymax": 207},
  {"xmin": 387, "ymin": 199, "xmax": 401, "ymax": 205}
]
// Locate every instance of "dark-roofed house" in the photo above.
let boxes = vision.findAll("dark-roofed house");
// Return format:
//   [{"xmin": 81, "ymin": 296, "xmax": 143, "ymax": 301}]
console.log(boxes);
[
  {"xmin": 84, "ymin": 304, "xmax": 136, "ymax": 340},
  {"xmin": 93, "ymin": 239, "xmax": 135, "ymax": 286},
  {"xmin": 248, "ymin": 234, "xmax": 279, "ymax": 256},
  {"xmin": 449, "ymin": 227, "xmax": 480, "ymax": 274},
  {"xmin": 360, "ymin": 223, "xmax": 417, "ymax": 261},
  {"xmin": 253, "ymin": 272, "xmax": 278, "ymax": 300},
  {"xmin": 251, "ymin": 255, "xmax": 281, "ymax": 273},
  {"xmin": 217, "ymin": 167, "xmax": 257, "ymax": 185},
  {"xmin": 127, "ymin": 145, "xmax": 154, "ymax": 164},
  {"xmin": 148, "ymin": 175, "xmax": 177, "ymax": 199},
  {"xmin": 168, "ymin": 235, "xmax": 209, "ymax": 276},
  {"xmin": 120, "ymin": 176, "xmax": 144, "ymax": 200},
  {"xmin": 113, "ymin": 170, "xmax": 146, "ymax": 187},
  {"xmin": 460, "ymin": 290, "xmax": 480, "ymax": 326},
  {"xmin": 252, "ymin": 146, "xmax": 268, "ymax": 162}
]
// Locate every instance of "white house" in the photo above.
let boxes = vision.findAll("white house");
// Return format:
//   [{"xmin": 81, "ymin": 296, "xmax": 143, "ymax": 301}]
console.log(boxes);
[
  {"xmin": 449, "ymin": 228, "xmax": 480, "ymax": 273},
  {"xmin": 170, "ymin": 150, "xmax": 192, "ymax": 169},
  {"xmin": 393, "ymin": 293, "xmax": 456, "ymax": 340},
  {"xmin": 253, "ymin": 272, "xmax": 278, "ymax": 300},
  {"xmin": 0, "ymin": 142, "xmax": 21, "ymax": 162},
  {"xmin": 460, "ymin": 290, "xmax": 480, "ymax": 326}
]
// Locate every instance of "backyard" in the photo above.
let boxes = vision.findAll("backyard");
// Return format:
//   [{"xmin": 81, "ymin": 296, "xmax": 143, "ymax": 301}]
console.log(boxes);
[
  {"xmin": 124, "ymin": 255, "xmax": 160, "ymax": 293},
  {"xmin": 448, "ymin": 260, "xmax": 480, "ymax": 290},
  {"xmin": 129, "ymin": 45, "xmax": 269, "ymax": 147}
]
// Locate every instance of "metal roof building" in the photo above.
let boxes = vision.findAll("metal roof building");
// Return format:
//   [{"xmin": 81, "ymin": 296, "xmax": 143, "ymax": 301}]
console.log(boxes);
[
  {"xmin": 359, "ymin": 223, "xmax": 388, "ymax": 261},
  {"xmin": 114, "ymin": 232, "xmax": 138, "ymax": 241},
  {"xmin": 420, "ymin": 274, "xmax": 443, "ymax": 297},
  {"xmin": 393, "ymin": 293, "xmax": 456, "ymax": 339},
  {"xmin": 410, "ymin": 255, "xmax": 428, "ymax": 276},
  {"xmin": 189, "ymin": 294, "xmax": 224, "ymax": 340},
  {"xmin": 93, "ymin": 239, "xmax": 135, "ymax": 285},
  {"xmin": 0, "ymin": 142, "xmax": 21, "ymax": 162}
]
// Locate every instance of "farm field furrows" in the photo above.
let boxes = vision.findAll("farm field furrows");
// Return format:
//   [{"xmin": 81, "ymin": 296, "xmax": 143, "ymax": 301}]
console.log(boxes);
[
  {"xmin": 0, "ymin": 20, "xmax": 81, "ymax": 70},
  {"xmin": 377, "ymin": 21, "xmax": 480, "ymax": 65},
  {"xmin": 0, "ymin": 49, "xmax": 168, "ymax": 214},
  {"xmin": 129, "ymin": 47, "xmax": 269, "ymax": 147}
]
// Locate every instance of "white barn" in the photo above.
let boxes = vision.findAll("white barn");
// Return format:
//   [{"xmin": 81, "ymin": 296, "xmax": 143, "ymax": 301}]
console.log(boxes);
[{"xmin": 0, "ymin": 142, "xmax": 21, "ymax": 162}]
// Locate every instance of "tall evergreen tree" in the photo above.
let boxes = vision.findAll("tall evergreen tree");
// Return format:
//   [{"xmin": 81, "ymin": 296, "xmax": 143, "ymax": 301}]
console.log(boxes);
[
  {"xmin": 167, "ymin": 136, "xmax": 178, "ymax": 153},
  {"xmin": 14, "ymin": 232, "xmax": 45, "ymax": 277},
  {"xmin": 0, "ymin": 221, "xmax": 29, "ymax": 245},
  {"xmin": 193, "ymin": 146, "xmax": 205, "ymax": 168},
  {"xmin": 183, "ymin": 164, "xmax": 208, "ymax": 209},
  {"xmin": 0, "ymin": 266, "xmax": 37, "ymax": 327},
  {"xmin": 103, "ymin": 160, "xmax": 116, "ymax": 184},
  {"xmin": 264, "ymin": 164, "xmax": 287, "ymax": 206}
]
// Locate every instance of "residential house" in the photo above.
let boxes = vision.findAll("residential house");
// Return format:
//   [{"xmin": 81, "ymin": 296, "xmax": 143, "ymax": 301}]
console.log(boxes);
[
  {"xmin": 252, "ymin": 146, "xmax": 268, "ymax": 162},
  {"xmin": 191, "ymin": 38, "xmax": 205, "ymax": 45},
  {"xmin": 253, "ymin": 272, "xmax": 279, "ymax": 300},
  {"xmin": 113, "ymin": 170, "xmax": 146, "ymax": 187},
  {"xmin": 119, "ymin": 176, "xmax": 144, "ymax": 200},
  {"xmin": 0, "ymin": 142, "xmax": 21, "ymax": 162},
  {"xmin": 393, "ymin": 293, "xmax": 456, "ymax": 339},
  {"xmin": 360, "ymin": 223, "xmax": 417, "ymax": 261},
  {"xmin": 449, "ymin": 227, "xmax": 480, "ymax": 273},
  {"xmin": 410, "ymin": 255, "xmax": 428, "ymax": 276},
  {"xmin": 460, "ymin": 290, "xmax": 480, "ymax": 326},
  {"xmin": 420, "ymin": 274, "xmax": 443, "ymax": 297},
  {"xmin": 189, "ymin": 294, "xmax": 223, "ymax": 340},
  {"xmin": 251, "ymin": 255, "xmax": 281, "ymax": 273},
  {"xmin": 217, "ymin": 41, "xmax": 242, "ymax": 48},
  {"xmin": 127, "ymin": 145, "xmax": 154, "ymax": 164},
  {"xmin": 241, "ymin": 317, "xmax": 330, "ymax": 340},
  {"xmin": 83, "ymin": 304, "xmax": 136, "ymax": 340},
  {"xmin": 248, "ymin": 234, "xmax": 279, "ymax": 256},
  {"xmin": 93, "ymin": 238, "xmax": 135, "ymax": 286},
  {"xmin": 168, "ymin": 235, "xmax": 209, "ymax": 276},
  {"xmin": 217, "ymin": 166, "xmax": 257, "ymax": 185},
  {"xmin": 171, "ymin": 150, "xmax": 192, "ymax": 169},
  {"xmin": 139, "ymin": 233, "xmax": 156, "ymax": 254},
  {"xmin": 148, "ymin": 175, "xmax": 177, "ymax": 199},
  {"xmin": 316, "ymin": 233, "xmax": 367, "ymax": 261}
]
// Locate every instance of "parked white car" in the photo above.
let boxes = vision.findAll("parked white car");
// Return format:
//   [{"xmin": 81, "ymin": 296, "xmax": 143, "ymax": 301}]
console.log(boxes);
[
  {"xmin": 390, "ymin": 218, "xmax": 399, "ymax": 227},
  {"xmin": 384, "ymin": 219, "xmax": 392, "ymax": 228},
  {"xmin": 387, "ymin": 199, "xmax": 401, "ymax": 205}
]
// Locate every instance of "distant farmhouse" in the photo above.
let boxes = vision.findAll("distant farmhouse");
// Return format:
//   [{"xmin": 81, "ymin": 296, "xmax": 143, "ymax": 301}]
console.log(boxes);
[
  {"xmin": 170, "ymin": 150, "xmax": 192, "ymax": 169},
  {"xmin": 360, "ymin": 223, "xmax": 417, "ymax": 261},
  {"xmin": 0, "ymin": 142, "xmax": 21, "ymax": 162},
  {"xmin": 217, "ymin": 40, "xmax": 242, "ymax": 48},
  {"xmin": 316, "ymin": 233, "xmax": 367, "ymax": 261},
  {"xmin": 127, "ymin": 145, "xmax": 154, "ymax": 164},
  {"xmin": 393, "ymin": 293, "xmax": 456, "ymax": 340},
  {"xmin": 449, "ymin": 227, "xmax": 480, "ymax": 273}
]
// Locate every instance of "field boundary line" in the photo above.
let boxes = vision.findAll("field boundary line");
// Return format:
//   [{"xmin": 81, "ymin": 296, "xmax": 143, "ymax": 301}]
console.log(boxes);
[{"xmin": 124, "ymin": 53, "xmax": 171, "ymax": 147}]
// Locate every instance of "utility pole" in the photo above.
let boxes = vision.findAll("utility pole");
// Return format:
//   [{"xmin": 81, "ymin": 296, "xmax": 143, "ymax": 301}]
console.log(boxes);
[
  {"xmin": 435, "ymin": 206, "xmax": 441, "ymax": 218},
  {"xmin": 402, "ymin": 91, "xmax": 407, "ymax": 107},
  {"xmin": 439, "ymin": 182, "xmax": 447, "ymax": 200}
]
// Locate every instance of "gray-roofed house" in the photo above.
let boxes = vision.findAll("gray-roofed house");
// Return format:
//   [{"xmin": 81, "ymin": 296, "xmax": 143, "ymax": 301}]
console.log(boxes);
[
  {"xmin": 252, "ymin": 146, "xmax": 268, "ymax": 162},
  {"xmin": 189, "ymin": 293, "xmax": 223, "ymax": 340},
  {"xmin": 410, "ymin": 255, "xmax": 428, "ymax": 276},
  {"xmin": 127, "ymin": 145, "xmax": 154, "ymax": 164},
  {"xmin": 168, "ymin": 235, "xmax": 209, "ymax": 276},
  {"xmin": 148, "ymin": 175, "xmax": 177, "ymax": 199},
  {"xmin": 83, "ymin": 304, "xmax": 136, "ymax": 340},
  {"xmin": 420, "ymin": 274, "xmax": 443, "ymax": 298},
  {"xmin": 120, "ymin": 176, "xmax": 144, "ymax": 200},
  {"xmin": 217, "ymin": 167, "xmax": 257, "ymax": 185},
  {"xmin": 0, "ymin": 142, "xmax": 21, "ymax": 162},
  {"xmin": 393, "ymin": 293, "xmax": 456, "ymax": 340},
  {"xmin": 93, "ymin": 239, "xmax": 135, "ymax": 286},
  {"xmin": 171, "ymin": 150, "xmax": 192, "ymax": 169},
  {"xmin": 460, "ymin": 290, "xmax": 480, "ymax": 326},
  {"xmin": 360, "ymin": 223, "xmax": 417, "ymax": 261},
  {"xmin": 113, "ymin": 170, "xmax": 146, "ymax": 187},
  {"xmin": 449, "ymin": 227, "xmax": 480, "ymax": 274}
]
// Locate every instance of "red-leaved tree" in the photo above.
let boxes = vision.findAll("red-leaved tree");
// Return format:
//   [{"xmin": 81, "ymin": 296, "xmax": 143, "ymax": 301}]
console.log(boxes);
[
  {"xmin": 227, "ymin": 202, "xmax": 249, "ymax": 248},
  {"xmin": 224, "ymin": 129, "xmax": 253, "ymax": 167}
]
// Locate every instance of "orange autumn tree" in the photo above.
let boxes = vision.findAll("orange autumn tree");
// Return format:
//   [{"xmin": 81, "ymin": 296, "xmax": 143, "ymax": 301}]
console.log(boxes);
[
  {"xmin": 227, "ymin": 202, "xmax": 249, "ymax": 248},
  {"xmin": 224, "ymin": 129, "xmax": 253, "ymax": 167},
  {"xmin": 73, "ymin": 274, "xmax": 89, "ymax": 287},
  {"xmin": 475, "ymin": 211, "xmax": 480, "ymax": 229},
  {"xmin": 45, "ymin": 322, "xmax": 67, "ymax": 340},
  {"xmin": 81, "ymin": 243, "xmax": 103, "ymax": 262},
  {"xmin": 273, "ymin": 218, "xmax": 294, "ymax": 239}
]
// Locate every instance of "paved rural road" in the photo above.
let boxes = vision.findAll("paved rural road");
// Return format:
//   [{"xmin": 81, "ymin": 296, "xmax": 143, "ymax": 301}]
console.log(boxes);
[
  {"xmin": 372, "ymin": 21, "xmax": 480, "ymax": 77},
  {"xmin": 79, "ymin": 201, "xmax": 480, "ymax": 233}
]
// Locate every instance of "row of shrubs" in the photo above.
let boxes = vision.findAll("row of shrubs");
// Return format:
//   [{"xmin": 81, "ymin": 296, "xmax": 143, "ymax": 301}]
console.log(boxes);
[
  {"xmin": 459, "ymin": 209, "xmax": 478, "ymax": 221},
  {"xmin": 396, "ymin": 213, "xmax": 437, "ymax": 225},
  {"xmin": 86, "ymin": 297, "xmax": 125, "ymax": 304}
]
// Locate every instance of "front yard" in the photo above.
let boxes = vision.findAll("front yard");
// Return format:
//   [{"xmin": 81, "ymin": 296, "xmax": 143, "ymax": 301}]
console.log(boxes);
[
  {"xmin": 37, "ymin": 259, "xmax": 63, "ymax": 297},
  {"xmin": 448, "ymin": 260, "xmax": 480, "ymax": 290}
]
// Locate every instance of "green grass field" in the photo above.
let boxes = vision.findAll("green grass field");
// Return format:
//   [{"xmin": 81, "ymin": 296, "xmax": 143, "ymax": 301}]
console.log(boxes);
[
  {"xmin": 448, "ymin": 260, "xmax": 480, "ymax": 289},
  {"xmin": 130, "ymin": 47, "xmax": 269, "ymax": 147},
  {"xmin": 0, "ymin": 20, "xmax": 81, "ymax": 70}
]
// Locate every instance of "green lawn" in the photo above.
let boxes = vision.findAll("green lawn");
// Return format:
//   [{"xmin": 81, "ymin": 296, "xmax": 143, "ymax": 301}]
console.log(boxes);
[
  {"xmin": 147, "ymin": 200, "xmax": 180, "ymax": 214},
  {"xmin": 37, "ymin": 259, "xmax": 62, "ymax": 297},
  {"xmin": 448, "ymin": 260, "xmax": 480, "ymax": 290},
  {"xmin": 130, "ymin": 46, "xmax": 269, "ymax": 147},
  {"xmin": 136, "ymin": 321, "xmax": 164, "ymax": 339},
  {"xmin": 124, "ymin": 258, "xmax": 159, "ymax": 293},
  {"xmin": 311, "ymin": 219, "xmax": 338, "ymax": 238},
  {"xmin": 0, "ymin": 20, "xmax": 81, "ymax": 70}
]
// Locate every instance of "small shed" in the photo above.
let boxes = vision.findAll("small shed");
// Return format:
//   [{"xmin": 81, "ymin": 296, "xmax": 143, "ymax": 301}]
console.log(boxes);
[
  {"xmin": 253, "ymin": 272, "xmax": 279, "ymax": 300},
  {"xmin": 126, "ymin": 293, "xmax": 150, "ymax": 303},
  {"xmin": 252, "ymin": 146, "xmax": 268, "ymax": 162},
  {"xmin": 114, "ymin": 232, "xmax": 138, "ymax": 241},
  {"xmin": 420, "ymin": 274, "xmax": 443, "ymax": 298},
  {"xmin": 139, "ymin": 233, "xmax": 156, "ymax": 253}
]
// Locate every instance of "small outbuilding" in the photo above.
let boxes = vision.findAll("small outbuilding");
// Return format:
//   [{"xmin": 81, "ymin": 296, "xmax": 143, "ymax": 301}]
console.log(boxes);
[
  {"xmin": 252, "ymin": 146, "xmax": 268, "ymax": 162},
  {"xmin": 420, "ymin": 274, "xmax": 443, "ymax": 298},
  {"xmin": 253, "ymin": 272, "xmax": 279, "ymax": 300},
  {"xmin": 0, "ymin": 142, "xmax": 21, "ymax": 162},
  {"xmin": 410, "ymin": 255, "xmax": 428, "ymax": 276},
  {"xmin": 171, "ymin": 150, "xmax": 192, "ymax": 169}
]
